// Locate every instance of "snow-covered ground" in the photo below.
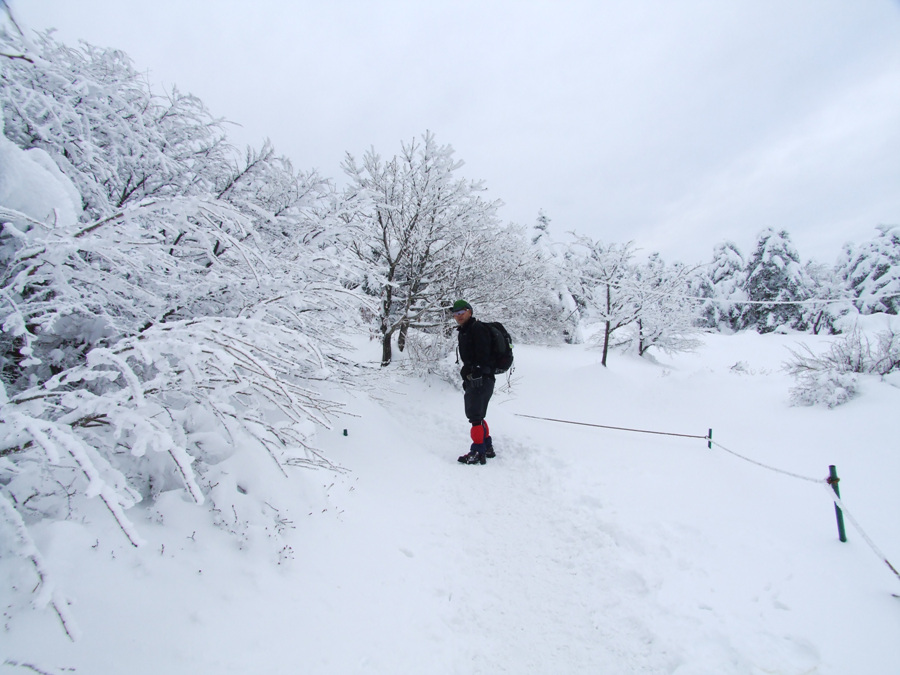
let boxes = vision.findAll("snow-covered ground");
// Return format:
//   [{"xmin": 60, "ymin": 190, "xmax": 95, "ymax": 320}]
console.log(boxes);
[{"xmin": 2, "ymin": 331, "xmax": 899, "ymax": 674}]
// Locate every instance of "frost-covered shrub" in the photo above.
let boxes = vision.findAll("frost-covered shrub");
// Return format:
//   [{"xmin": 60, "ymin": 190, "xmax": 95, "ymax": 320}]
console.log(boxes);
[
  {"xmin": 1, "ymin": 21, "xmax": 366, "ymax": 637},
  {"xmin": 1, "ymin": 30, "xmax": 231, "ymax": 219},
  {"xmin": 400, "ymin": 328, "xmax": 457, "ymax": 379},
  {"xmin": 786, "ymin": 329, "xmax": 900, "ymax": 407},
  {"xmin": 789, "ymin": 370, "xmax": 859, "ymax": 408},
  {"xmin": 873, "ymin": 330, "xmax": 900, "ymax": 375},
  {"xmin": 0, "ymin": 195, "xmax": 356, "ymax": 533}
]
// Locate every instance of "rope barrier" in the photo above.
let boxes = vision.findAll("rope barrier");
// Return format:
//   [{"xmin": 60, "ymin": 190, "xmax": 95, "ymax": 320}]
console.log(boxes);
[
  {"xmin": 517, "ymin": 413, "xmax": 823, "ymax": 482},
  {"xmin": 827, "ymin": 488, "xmax": 900, "ymax": 585},
  {"xmin": 514, "ymin": 413, "xmax": 707, "ymax": 440},
  {"xmin": 711, "ymin": 441, "xmax": 898, "ymax": 590},
  {"xmin": 709, "ymin": 440, "xmax": 826, "ymax": 484},
  {"xmin": 518, "ymin": 411, "xmax": 899, "ymax": 589}
]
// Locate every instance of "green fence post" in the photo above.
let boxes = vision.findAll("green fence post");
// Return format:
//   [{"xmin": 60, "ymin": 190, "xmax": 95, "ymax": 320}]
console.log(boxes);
[
  {"xmin": 707, "ymin": 428, "xmax": 712, "ymax": 450},
  {"xmin": 828, "ymin": 465, "xmax": 847, "ymax": 543}
]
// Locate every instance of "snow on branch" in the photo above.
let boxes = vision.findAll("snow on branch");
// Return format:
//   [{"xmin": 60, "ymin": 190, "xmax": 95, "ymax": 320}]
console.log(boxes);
[
  {"xmin": 1, "ymin": 25, "xmax": 366, "ymax": 638},
  {"xmin": 0, "ymin": 491, "xmax": 80, "ymax": 641}
]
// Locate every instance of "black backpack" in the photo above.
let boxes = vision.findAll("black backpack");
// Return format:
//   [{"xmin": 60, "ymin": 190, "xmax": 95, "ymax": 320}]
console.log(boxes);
[{"xmin": 484, "ymin": 321, "xmax": 514, "ymax": 374}]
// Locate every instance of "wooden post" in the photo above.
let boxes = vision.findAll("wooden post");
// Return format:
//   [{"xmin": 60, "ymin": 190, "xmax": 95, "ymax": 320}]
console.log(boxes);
[{"xmin": 828, "ymin": 465, "xmax": 847, "ymax": 542}]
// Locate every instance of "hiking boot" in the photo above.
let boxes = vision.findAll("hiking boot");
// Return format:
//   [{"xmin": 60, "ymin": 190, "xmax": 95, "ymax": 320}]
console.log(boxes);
[
  {"xmin": 485, "ymin": 437, "xmax": 495, "ymax": 458},
  {"xmin": 457, "ymin": 448, "xmax": 486, "ymax": 465}
]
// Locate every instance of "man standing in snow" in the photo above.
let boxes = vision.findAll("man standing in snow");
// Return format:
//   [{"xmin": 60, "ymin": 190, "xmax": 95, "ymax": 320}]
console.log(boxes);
[{"xmin": 451, "ymin": 300, "xmax": 496, "ymax": 465}]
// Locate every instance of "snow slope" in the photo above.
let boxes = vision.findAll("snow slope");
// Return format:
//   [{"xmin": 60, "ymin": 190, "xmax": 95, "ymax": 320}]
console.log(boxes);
[{"xmin": 2, "ymin": 332, "xmax": 899, "ymax": 674}]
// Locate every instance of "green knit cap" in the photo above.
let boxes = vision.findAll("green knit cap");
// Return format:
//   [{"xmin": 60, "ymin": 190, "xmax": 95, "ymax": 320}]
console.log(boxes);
[{"xmin": 451, "ymin": 299, "xmax": 472, "ymax": 312}]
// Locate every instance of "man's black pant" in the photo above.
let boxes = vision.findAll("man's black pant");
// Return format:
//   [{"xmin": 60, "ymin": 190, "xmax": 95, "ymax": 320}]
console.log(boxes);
[{"xmin": 463, "ymin": 376, "xmax": 495, "ymax": 425}]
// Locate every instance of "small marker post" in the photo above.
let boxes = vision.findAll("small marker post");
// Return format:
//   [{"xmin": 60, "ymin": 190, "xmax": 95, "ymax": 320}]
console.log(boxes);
[
  {"xmin": 707, "ymin": 428, "xmax": 712, "ymax": 450},
  {"xmin": 828, "ymin": 465, "xmax": 847, "ymax": 543}
]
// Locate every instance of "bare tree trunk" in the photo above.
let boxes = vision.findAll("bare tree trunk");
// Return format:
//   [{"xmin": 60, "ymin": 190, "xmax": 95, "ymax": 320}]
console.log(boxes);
[
  {"xmin": 812, "ymin": 310, "xmax": 824, "ymax": 335},
  {"xmin": 601, "ymin": 322, "xmax": 611, "ymax": 367},
  {"xmin": 381, "ymin": 330, "xmax": 393, "ymax": 367},
  {"xmin": 380, "ymin": 277, "xmax": 395, "ymax": 366},
  {"xmin": 637, "ymin": 318, "xmax": 646, "ymax": 356},
  {"xmin": 397, "ymin": 318, "xmax": 410, "ymax": 352},
  {"xmin": 601, "ymin": 284, "xmax": 612, "ymax": 366}
]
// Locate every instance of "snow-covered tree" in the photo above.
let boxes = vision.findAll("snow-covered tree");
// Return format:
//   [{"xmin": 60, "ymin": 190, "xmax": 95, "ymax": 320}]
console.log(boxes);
[
  {"xmin": 341, "ymin": 131, "xmax": 505, "ymax": 366},
  {"xmin": 803, "ymin": 260, "xmax": 852, "ymax": 334},
  {"xmin": 695, "ymin": 241, "xmax": 748, "ymax": 331},
  {"xmin": 1, "ymin": 22, "xmax": 365, "ymax": 635},
  {"xmin": 525, "ymin": 211, "xmax": 583, "ymax": 344},
  {"xmin": 568, "ymin": 237, "xmax": 638, "ymax": 366},
  {"xmin": 836, "ymin": 224, "xmax": 900, "ymax": 316},
  {"xmin": 741, "ymin": 228, "xmax": 813, "ymax": 333},
  {"xmin": 445, "ymin": 221, "xmax": 542, "ymax": 324},
  {"xmin": 624, "ymin": 254, "xmax": 703, "ymax": 357},
  {"xmin": 1, "ymin": 31, "xmax": 231, "ymax": 220}
]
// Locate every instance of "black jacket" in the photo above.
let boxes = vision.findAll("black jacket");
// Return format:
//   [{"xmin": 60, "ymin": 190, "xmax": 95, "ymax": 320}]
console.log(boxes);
[{"xmin": 457, "ymin": 317, "xmax": 494, "ymax": 380}]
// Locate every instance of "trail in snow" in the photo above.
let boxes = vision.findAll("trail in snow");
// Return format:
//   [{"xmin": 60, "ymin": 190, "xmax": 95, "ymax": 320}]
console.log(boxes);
[
  {"xmin": 311, "ymin": 338, "xmax": 848, "ymax": 674},
  {"xmin": 317, "ymin": 334, "xmax": 898, "ymax": 674},
  {"xmin": 320, "ymin": 380, "xmax": 676, "ymax": 673}
]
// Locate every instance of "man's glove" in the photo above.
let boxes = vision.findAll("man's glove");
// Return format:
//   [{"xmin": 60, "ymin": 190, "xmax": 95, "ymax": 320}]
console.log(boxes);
[{"xmin": 466, "ymin": 373, "xmax": 484, "ymax": 389}]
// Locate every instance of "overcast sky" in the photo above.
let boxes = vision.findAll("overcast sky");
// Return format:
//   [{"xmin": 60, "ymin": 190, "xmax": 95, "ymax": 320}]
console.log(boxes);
[{"xmin": 10, "ymin": 0, "xmax": 900, "ymax": 264}]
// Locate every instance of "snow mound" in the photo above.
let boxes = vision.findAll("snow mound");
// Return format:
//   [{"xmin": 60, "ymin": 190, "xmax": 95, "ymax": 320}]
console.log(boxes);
[{"xmin": 0, "ymin": 120, "xmax": 82, "ymax": 229}]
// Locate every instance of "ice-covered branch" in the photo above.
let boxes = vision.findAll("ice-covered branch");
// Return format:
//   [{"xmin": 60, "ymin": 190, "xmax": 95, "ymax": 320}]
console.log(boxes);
[{"xmin": 0, "ymin": 491, "xmax": 80, "ymax": 641}]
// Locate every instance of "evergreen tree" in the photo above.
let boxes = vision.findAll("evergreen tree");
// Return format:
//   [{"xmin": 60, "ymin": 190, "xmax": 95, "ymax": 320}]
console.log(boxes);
[
  {"xmin": 836, "ymin": 224, "xmax": 900, "ymax": 315},
  {"xmin": 741, "ymin": 229, "xmax": 812, "ymax": 333},
  {"xmin": 700, "ymin": 241, "xmax": 748, "ymax": 332},
  {"xmin": 803, "ymin": 261, "xmax": 851, "ymax": 334}
]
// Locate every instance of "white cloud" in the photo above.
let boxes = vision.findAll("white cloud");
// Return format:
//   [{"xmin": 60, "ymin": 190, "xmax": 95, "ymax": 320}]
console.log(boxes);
[{"xmin": 10, "ymin": 0, "xmax": 900, "ymax": 263}]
